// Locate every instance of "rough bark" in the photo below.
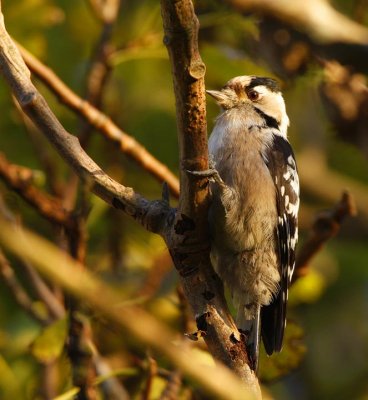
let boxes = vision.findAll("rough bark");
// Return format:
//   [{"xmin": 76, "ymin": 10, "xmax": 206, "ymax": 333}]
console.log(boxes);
[{"xmin": 161, "ymin": 0, "xmax": 260, "ymax": 395}]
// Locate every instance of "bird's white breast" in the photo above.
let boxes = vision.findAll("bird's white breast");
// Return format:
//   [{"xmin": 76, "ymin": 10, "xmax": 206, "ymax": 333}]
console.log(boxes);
[{"xmin": 209, "ymin": 108, "xmax": 277, "ymax": 252}]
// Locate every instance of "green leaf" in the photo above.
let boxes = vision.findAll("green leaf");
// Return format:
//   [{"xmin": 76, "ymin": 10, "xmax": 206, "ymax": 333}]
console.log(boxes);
[{"xmin": 30, "ymin": 315, "xmax": 68, "ymax": 363}]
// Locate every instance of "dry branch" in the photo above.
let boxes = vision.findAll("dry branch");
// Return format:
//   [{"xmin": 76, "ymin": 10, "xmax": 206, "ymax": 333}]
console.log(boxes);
[
  {"xmin": 0, "ymin": 153, "xmax": 74, "ymax": 228},
  {"xmin": 21, "ymin": 258, "xmax": 66, "ymax": 319},
  {"xmin": 16, "ymin": 42, "xmax": 180, "ymax": 198},
  {"xmin": 0, "ymin": 0, "xmax": 259, "ymax": 395},
  {"xmin": 161, "ymin": 0, "xmax": 260, "ymax": 395},
  {"xmin": 79, "ymin": 0, "xmax": 120, "ymax": 147},
  {"xmin": 0, "ymin": 194, "xmax": 66, "ymax": 320},
  {"xmin": 293, "ymin": 191, "xmax": 357, "ymax": 283},
  {"xmin": 227, "ymin": 0, "xmax": 368, "ymax": 45},
  {"xmin": 0, "ymin": 13, "xmax": 169, "ymax": 236}
]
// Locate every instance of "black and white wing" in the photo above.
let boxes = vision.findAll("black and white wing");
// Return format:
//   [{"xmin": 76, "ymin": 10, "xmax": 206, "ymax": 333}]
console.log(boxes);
[{"xmin": 261, "ymin": 134, "xmax": 300, "ymax": 355}]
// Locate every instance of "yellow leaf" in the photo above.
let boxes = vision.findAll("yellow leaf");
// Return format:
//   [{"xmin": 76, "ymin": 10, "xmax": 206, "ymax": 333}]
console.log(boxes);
[{"xmin": 30, "ymin": 315, "xmax": 68, "ymax": 363}]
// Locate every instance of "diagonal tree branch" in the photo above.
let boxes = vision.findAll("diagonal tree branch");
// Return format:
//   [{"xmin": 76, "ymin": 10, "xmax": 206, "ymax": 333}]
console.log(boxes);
[
  {"xmin": 0, "ymin": 1, "xmax": 259, "ymax": 396},
  {"xmin": 16, "ymin": 42, "xmax": 180, "ymax": 198},
  {"xmin": 292, "ymin": 191, "xmax": 357, "ymax": 283},
  {"xmin": 0, "ymin": 152, "xmax": 74, "ymax": 229},
  {"xmin": 0, "ymin": 12, "xmax": 170, "ymax": 236}
]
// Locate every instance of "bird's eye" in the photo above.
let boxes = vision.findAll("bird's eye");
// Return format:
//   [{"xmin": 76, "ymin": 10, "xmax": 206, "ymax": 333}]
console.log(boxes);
[{"xmin": 248, "ymin": 90, "xmax": 259, "ymax": 101}]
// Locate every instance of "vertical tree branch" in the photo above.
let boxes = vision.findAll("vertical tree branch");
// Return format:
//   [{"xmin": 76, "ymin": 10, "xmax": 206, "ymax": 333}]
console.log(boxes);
[
  {"xmin": 0, "ymin": 0, "xmax": 259, "ymax": 395},
  {"xmin": 161, "ymin": 0, "xmax": 260, "ymax": 396}
]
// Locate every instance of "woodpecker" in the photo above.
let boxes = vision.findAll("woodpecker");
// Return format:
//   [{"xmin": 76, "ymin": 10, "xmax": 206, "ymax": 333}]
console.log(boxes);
[{"xmin": 205, "ymin": 75, "xmax": 299, "ymax": 369}]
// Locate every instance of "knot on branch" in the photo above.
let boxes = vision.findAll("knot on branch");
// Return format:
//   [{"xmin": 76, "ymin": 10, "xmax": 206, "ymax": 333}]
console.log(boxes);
[
  {"xmin": 20, "ymin": 91, "xmax": 37, "ymax": 108},
  {"xmin": 189, "ymin": 60, "xmax": 206, "ymax": 79}
]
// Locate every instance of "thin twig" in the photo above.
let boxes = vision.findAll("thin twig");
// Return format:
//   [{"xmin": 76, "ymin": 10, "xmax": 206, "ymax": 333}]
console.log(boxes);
[
  {"xmin": 0, "ymin": 14, "xmax": 172, "ymax": 400},
  {"xmin": 159, "ymin": 370, "xmax": 182, "ymax": 400},
  {"xmin": 0, "ymin": 248, "xmax": 50, "ymax": 325},
  {"xmin": 142, "ymin": 356, "xmax": 158, "ymax": 400},
  {"xmin": 0, "ymin": 194, "xmax": 66, "ymax": 320},
  {"xmin": 0, "ymin": 2, "xmax": 259, "ymax": 395},
  {"xmin": 21, "ymin": 259, "xmax": 65, "ymax": 319},
  {"xmin": 79, "ymin": 0, "xmax": 120, "ymax": 147},
  {"xmin": 67, "ymin": 313, "xmax": 98, "ymax": 400},
  {"xmin": 0, "ymin": 14, "xmax": 169, "ymax": 234},
  {"xmin": 16, "ymin": 42, "xmax": 180, "ymax": 198},
  {"xmin": 94, "ymin": 354, "xmax": 130, "ymax": 400},
  {"xmin": 66, "ymin": 5, "xmax": 120, "ymax": 394},
  {"xmin": 292, "ymin": 191, "xmax": 357, "ymax": 283},
  {"xmin": 0, "ymin": 153, "xmax": 74, "ymax": 229}
]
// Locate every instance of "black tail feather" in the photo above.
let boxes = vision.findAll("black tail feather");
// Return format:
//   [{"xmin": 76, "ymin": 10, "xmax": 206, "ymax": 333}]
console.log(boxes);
[{"xmin": 261, "ymin": 289, "xmax": 285, "ymax": 355}]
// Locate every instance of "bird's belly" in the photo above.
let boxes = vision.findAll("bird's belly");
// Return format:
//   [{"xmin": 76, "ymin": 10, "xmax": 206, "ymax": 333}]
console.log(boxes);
[{"xmin": 209, "ymin": 155, "xmax": 280, "ymax": 305}]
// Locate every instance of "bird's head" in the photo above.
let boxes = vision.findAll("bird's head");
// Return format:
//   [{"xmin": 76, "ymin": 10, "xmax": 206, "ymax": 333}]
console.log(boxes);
[{"xmin": 207, "ymin": 75, "xmax": 289, "ymax": 136}]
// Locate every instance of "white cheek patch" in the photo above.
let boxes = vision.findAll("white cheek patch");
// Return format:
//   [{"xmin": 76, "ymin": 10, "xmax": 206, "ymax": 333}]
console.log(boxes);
[{"xmin": 250, "ymin": 86, "xmax": 289, "ymax": 138}]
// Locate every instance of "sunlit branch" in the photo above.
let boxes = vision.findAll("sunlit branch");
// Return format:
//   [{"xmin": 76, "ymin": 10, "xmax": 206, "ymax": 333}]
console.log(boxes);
[
  {"xmin": 0, "ymin": 11, "xmax": 169, "ymax": 235},
  {"xmin": 16, "ymin": 42, "xmax": 180, "ymax": 198},
  {"xmin": 226, "ymin": 0, "xmax": 368, "ymax": 44},
  {"xmin": 161, "ymin": 0, "xmax": 260, "ymax": 396}
]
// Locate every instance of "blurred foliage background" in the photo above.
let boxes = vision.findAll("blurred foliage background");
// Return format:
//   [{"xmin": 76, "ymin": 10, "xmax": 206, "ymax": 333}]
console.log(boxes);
[{"xmin": 0, "ymin": 0, "xmax": 368, "ymax": 399}]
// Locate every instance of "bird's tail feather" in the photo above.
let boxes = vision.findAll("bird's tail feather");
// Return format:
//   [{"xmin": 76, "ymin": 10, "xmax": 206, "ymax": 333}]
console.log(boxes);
[{"xmin": 236, "ymin": 305, "xmax": 261, "ymax": 371}]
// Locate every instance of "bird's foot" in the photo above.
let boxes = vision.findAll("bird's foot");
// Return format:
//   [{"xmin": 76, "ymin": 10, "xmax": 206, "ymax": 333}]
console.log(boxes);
[{"xmin": 186, "ymin": 167, "xmax": 225, "ymax": 187}]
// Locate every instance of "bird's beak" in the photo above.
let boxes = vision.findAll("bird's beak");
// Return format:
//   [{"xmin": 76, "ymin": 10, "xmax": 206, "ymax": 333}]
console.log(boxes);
[
  {"xmin": 206, "ymin": 90, "xmax": 224, "ymax": 103},
  {"xmin": 206, "ymin": 90, "xmax": 228, "ymax": 106}
]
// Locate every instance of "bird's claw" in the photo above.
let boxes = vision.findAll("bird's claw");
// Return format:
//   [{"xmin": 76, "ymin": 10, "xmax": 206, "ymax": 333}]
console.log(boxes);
[{"xmin": 186, "ymin": 168, "xmax": 224, "ymax": 186}]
